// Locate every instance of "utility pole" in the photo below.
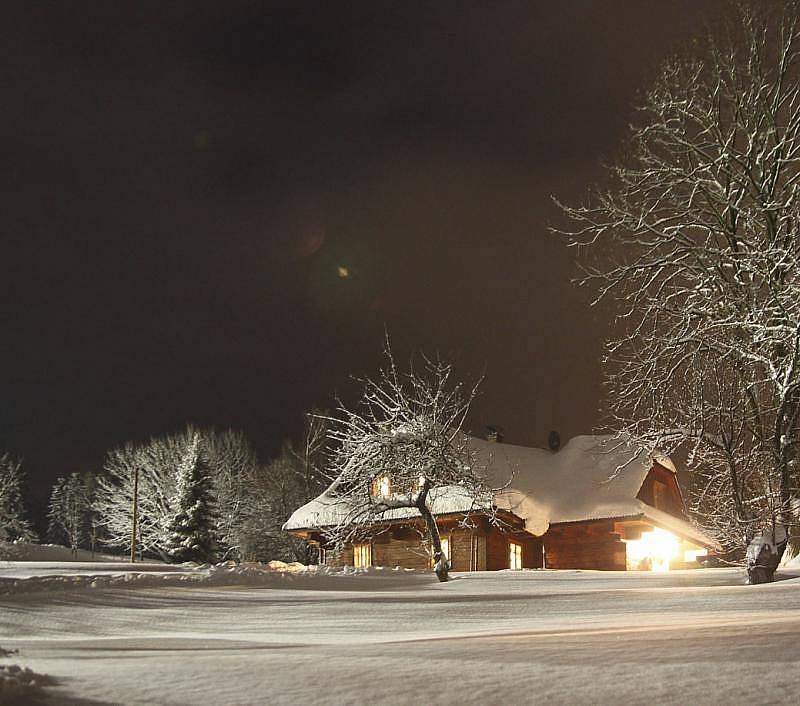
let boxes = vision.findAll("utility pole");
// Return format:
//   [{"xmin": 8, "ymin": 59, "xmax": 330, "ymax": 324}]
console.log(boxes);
[{"xmin": 130, "ymin": 466, "xmax": 139, "ymax": 563}]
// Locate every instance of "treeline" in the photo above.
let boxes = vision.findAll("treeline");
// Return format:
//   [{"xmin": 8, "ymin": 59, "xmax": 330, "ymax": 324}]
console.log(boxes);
[{"xmin": 2, "ymin": 415, "xmax": 329, "ymax": 564}]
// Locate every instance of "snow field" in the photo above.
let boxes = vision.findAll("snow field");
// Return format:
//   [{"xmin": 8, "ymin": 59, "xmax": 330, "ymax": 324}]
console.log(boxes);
[{"xmin": 3, "ymin": 567, "xmax": 800, "ymax": 705}]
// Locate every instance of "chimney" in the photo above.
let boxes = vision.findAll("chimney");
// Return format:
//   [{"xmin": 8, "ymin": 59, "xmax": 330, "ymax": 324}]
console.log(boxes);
[{"xmin": 486, "ymin": 425, "xmax": 504, "ymax": 443}]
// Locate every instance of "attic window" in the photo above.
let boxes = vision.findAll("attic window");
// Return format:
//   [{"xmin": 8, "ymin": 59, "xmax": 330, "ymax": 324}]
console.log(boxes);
[
  {"xmin": 372, "ymin": 475, "xmax": 391, "ymax": 496},
  {"xmin": 509, "ymin": 542, "xmax": 522, "ymax": 570},
  {"xmin": 353, "ymin": 544, "xmax": 371, "ymax": 567}
]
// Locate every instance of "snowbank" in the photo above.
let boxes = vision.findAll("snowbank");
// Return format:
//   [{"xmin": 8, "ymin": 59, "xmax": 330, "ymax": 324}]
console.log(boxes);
[
  {"xmin": 0, "ymin": 541, "xmax": 124, "ymax": 563},
  {"xmin": 0, "ymin": 561, "xmax": 426, "ymax": 597}
]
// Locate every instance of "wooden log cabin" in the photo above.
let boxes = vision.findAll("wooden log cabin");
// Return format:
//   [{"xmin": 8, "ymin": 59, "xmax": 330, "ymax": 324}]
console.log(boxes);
[{"xmin": 284, "ymin": 435, "xmax": 718, "ymax": 572}]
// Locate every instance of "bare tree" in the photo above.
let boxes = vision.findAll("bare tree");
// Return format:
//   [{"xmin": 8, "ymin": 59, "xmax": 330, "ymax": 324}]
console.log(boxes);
[
  {"xmin": 557, "ymin": 3, "xmax": 800, "ymax": 581},
  {"xmin": 317, "ymin": 343, "xmax": 493, "ymax": 582},
  {"xmin": 205, "ymin": 429, "xmax": 259, "ymax": 560},
  {"xmin": 93, "ymin": 429, "xmax": 193, "ymax": 558},
  {"xmin": 47, "ymin": 473, "xmax": 89, "ymax": 557}
]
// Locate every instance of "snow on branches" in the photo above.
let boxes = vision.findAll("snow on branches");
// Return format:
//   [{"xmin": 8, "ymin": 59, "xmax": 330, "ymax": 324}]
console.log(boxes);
[
  {"xmin": 0, "ymin": 454, "xmax": 35, "ymax": 544},
  {"xmin": 556, "ymin": 3, "xmax": 800, "ymax": 577},
  {"xmin": 316, "ymin": 342, "xmax": 495, "ymax": 582}
]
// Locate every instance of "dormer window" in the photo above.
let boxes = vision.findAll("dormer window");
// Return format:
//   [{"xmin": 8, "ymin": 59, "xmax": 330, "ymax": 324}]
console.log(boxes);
[{"xmin": 372, "ymin": 475, "xmax": 391, "ymax": 496}]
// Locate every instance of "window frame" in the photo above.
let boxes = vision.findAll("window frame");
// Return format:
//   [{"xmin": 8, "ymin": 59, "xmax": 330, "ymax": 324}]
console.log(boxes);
[{"xmin": 509, "ymin": 541, "xmax": 522, "ymax": 570}]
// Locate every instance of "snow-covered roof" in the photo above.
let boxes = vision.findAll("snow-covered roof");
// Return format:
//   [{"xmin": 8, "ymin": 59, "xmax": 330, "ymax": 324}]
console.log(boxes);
[{"xmin": 284, "ymin": 434, "xmax": 715, "ymax": 547}]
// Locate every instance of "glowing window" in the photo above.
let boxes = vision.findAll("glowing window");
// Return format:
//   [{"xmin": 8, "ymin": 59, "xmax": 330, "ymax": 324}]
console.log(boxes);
[
  {"xmin": 372, "ymin": 475, "xmax": 391, "ymax": 496},
  {"xmin": 353, "ymin": 544, "xmax": 371, "ymax": 567},
  {"xmin": 431, "ymin": 537, "xmax": 451, "ymax": 568},
  {"xmin": 684, "ymin": 548, "xmax": 708, "ymax": 563},
  {"xmin": 441, "ymin": 537, "xmax": 450, "ymax": 561},
  {"xmin": 509, "ymin": 542, "xmax": 522, "ymax": 570},
  {"xmin": 623, "ymin": 527, "xmax": 679, "ymax": 572}
]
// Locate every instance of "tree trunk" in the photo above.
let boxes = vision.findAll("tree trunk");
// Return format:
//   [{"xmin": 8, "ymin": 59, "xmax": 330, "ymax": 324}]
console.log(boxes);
[
  {"xmin": 746, "ymin": 528, "xmax": 788, "ymax": 584},
  {"xmin": 417, "ymin": 501, "xmax": 448, "ymax": 582}
]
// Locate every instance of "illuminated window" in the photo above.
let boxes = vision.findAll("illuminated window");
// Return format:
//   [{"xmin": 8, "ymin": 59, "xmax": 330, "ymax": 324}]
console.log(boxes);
[
  {"xmin": 441, "ymin": 537, "xmax": 450, "ymax": 561},
  {"xmin": 684, "ymin": 547, "xmax": 707, "ymax": 563},
  {"xmin": 353, "ymin": 544, "xmax": 371, "ymax": 567},
  {"xmin": 432, "ymin": 537, "xmax": 451, "ymax": 568},
  {"xmin": 623, "ymin": 527, "xmax": 679, "ymax": 571},
  {"xmin": 509, "ymin": 542, "xmax": 522, "ymax": 570},
  {"xmin": 371, "ymin": 475, "xmax": 391, "ymax": 496}
]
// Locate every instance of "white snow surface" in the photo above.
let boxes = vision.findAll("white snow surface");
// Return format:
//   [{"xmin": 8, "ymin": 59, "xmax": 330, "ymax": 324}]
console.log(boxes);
[
  {"xmin": 2, "ymin": 563, "xmax": 800, "ymax": 705},
  {"xmin": 0, "ymin": 541, "xmax": 125, "ymax": 563},
  {"xmin": 285, "ymin": 434, "xmax": 713, "ymax": 546}
]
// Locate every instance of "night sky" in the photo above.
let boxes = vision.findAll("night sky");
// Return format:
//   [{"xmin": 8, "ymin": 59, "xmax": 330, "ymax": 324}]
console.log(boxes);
[{"xmin": 1, "ymin": 1, "xmax": 727, "ymax": 507}]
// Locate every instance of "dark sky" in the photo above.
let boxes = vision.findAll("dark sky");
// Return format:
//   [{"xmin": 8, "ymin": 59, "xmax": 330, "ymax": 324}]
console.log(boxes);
[{"xmin": 1, "ymin": 1, "xmax": 728, "ymax": 505}]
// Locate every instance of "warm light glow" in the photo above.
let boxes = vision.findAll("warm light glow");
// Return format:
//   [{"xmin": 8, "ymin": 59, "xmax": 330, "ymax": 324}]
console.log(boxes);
[
  {"xmin": 353, "ymin": 544, "xmax": 371, "ymax": 567},
  {"xmin": 432, "ymin": 537, "xmax": 451, "ymax": 568},
  {"xmin": 379, "ymin": 475, "xmax": 390, "ymax": 496},
  {"xmin": 624, "ymin": 528, "xmax": 679, "ymax": 572},
  {"xmin": 337, "ymin": 265, "xmax": 350, "ymax": 278},
  {"xmin": 509, "ymin": 541, "xmax": 522, "ymax": 570},
  {"xmin": 684, "ymin": 548, "xmax": 707, "ymax": 563}
]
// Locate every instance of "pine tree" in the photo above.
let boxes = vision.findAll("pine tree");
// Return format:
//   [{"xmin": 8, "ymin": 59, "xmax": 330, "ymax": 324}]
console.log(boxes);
[
  {"xmin": 164, "ymin": 435, "xmax": 218, "ymax": 563},
  {"xmin": 0, "ymin": 453, "xmax": 36, "ymax": 544}
]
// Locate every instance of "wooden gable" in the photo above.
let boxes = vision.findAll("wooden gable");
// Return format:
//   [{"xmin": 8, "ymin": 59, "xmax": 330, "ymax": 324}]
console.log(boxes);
[{"xmin": 636, "ymin": 463, "xmax": 686, "ymax": 519}]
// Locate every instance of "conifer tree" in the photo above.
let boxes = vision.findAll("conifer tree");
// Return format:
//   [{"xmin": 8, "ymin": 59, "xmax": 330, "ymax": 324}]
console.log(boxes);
[{"xmin": 164, "ymin": 435, "xmax": 218, "ymax": 563}]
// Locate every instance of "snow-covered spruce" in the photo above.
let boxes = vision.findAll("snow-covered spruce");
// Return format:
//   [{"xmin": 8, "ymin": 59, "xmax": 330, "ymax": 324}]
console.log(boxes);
[
  {"xmin": 164, "ymin": 432, "xmax": 218, "ymax": 564},
  {"xmin": 91, "ymin": 425, "xmax": 324, "ymax": 564}
]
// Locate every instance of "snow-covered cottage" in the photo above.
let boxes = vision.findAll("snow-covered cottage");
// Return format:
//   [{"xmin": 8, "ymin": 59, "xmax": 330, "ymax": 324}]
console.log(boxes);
[{"xmin": 284, "ymin": 435, "xmax": 718, "ymax": 572}]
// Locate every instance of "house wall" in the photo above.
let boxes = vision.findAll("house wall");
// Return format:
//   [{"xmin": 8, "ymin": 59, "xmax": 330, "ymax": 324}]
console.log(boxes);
[
  {"xmin": 318, "ymin": 517, "xmax": 542, "ymax": 571},
  {"xmin": 542, "ymin": 519, "xmax": 627, "ymax": 570}
]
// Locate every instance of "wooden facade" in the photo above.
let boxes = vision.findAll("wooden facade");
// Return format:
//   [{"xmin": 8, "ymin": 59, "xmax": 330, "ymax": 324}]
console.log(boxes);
[
  {"xmin": 636, "ymin": 462, "xmax": 686, "ymax": 517},
  {"xmin": 540, "ymin": 519, "xmax": 627, "ymax": 570},
  {"xmin": 314, "ymin": 513, "xmax": 544, "ymax": 571},
  {"xmin": 292, "ymin": 462, "xmax": 711, "ymax": 572}
]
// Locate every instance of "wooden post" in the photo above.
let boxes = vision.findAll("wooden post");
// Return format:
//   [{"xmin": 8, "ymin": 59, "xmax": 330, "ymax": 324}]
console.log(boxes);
[{"xmin": 130, "ymin": 466, "xmax": 139, "ymax": 564}]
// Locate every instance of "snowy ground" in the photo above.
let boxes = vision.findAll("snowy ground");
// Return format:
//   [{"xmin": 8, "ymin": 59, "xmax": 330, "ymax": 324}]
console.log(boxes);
[{"xmin": 2, "ymin": 563, "xmax": 800, "ymax": 706}]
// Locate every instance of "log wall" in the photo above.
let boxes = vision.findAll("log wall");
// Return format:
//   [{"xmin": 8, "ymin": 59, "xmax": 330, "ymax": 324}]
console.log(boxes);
[
  {"xmin": 542, "ymin": 519, "xmax": 626, "ymax": 570},
  {"xmin": 317, "ymin": 517, "xmax": 541, "ymax": 571}
]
